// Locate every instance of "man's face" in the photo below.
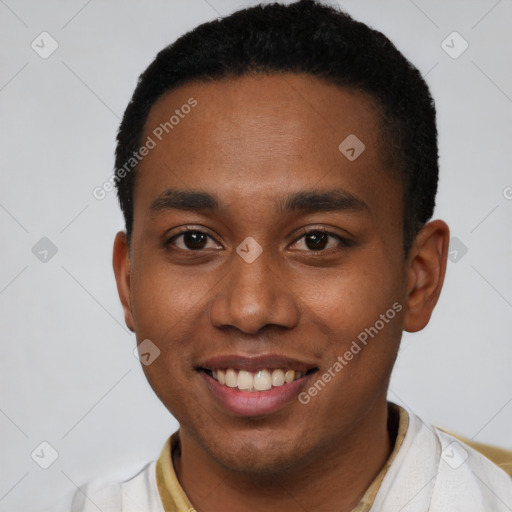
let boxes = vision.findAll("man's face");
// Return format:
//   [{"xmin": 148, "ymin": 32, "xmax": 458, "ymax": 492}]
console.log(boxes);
[{"xmin": 120, "ymin": 74, "xmax": 409, "ymax": 473}]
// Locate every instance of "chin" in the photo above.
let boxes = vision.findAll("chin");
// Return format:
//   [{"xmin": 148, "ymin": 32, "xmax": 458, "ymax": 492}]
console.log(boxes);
[{"xmin": 203, "ymin": 429, "xmax": 312, "ymax": 476}]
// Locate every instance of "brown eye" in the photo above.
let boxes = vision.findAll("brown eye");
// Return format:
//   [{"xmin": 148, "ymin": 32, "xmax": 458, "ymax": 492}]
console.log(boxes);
[
  {"xmin": 167, "ymin": 231, "xmax": 219, "ymax": 251},
  {"xmin": 304, "ymin": 232, "xmax": 329, "ymax": 250},
  {"xmin": 292, "ymin": 230, "xmax": 347, "ymax": 252},
  {"xmin": 182, "ymin": 232, "xmax": 208, "ymax": 250}
]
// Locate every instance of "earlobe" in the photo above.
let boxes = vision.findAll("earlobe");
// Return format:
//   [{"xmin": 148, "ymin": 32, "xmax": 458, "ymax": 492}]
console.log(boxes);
[
  {"xmin": 403, "ymin": 220, "xmax": 450, "ymax": 333},
  {"xmin": 113, "ymin": 231, "xmax": 135, "ymax": 332}
]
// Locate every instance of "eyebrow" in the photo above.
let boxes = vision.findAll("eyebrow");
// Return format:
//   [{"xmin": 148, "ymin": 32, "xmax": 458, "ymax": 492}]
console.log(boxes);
[
  {"xmin": 150, "ymin": 188, "xmax": 369, "ymax": 215},
  {"xmin": 279, "ymin": 190, "xmax": 368, "ymax": 214},
  {"xmin": 151, "ymin": 189, "xmax": 220, "ymax": 212}
]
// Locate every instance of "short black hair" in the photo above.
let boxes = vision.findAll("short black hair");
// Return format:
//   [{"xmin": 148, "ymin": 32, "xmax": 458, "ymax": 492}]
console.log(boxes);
[{"xmin": 115, "ymin": 0, "xmax": 438, "ymax": 254}]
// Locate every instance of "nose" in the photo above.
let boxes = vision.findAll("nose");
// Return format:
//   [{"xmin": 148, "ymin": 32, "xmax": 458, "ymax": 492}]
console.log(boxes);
[{"xmin": 208, "ymin": 245, "xmax": 300, "ymax": 335}]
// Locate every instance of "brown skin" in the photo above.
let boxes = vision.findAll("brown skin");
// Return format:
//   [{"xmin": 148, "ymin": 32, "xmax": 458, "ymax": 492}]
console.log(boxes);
[{"xmin": 113, "ymin": 73, "xmax": 449, "ymax": 511}]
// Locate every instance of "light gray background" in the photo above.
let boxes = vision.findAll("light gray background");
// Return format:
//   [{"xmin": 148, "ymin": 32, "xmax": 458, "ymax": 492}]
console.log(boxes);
[{"xmin": 1, "ymin": 0, "xmax": 511, "ymax": 510}]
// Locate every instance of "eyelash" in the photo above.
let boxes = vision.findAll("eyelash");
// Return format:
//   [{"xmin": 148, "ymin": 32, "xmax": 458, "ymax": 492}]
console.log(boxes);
[{"xmin": 165, "ymin": 227, "xmax": 351, "ymax": 253}]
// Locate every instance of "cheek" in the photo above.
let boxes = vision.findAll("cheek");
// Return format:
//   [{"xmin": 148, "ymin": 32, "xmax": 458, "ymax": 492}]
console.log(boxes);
[
  {"xmin": 299, "ymin": 272, "xmax": 403, "ymax": 418},
  {"xmin": 141, "ymin": 355, "xmax": 199, "ymax": 423},
  {"xmin": 129, "ymin": 261, "xmax": 209, "ymax": 396},
  {"xmin": 301, "ymin": 263, "xmax": 402, "ymax": 342},
  {"xmin": 300, "ymin": 266, "xmax": 404, "ymax": 404},
  {"xmin": 130, "ymin": 253, "xmax": 208, "ymax": 335},
  {"xmin": 131, "ymin": 269, "xmax": 204, "ymax": 414}
]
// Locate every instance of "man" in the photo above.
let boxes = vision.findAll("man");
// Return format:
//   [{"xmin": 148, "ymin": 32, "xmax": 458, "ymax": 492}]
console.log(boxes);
[{"xmin": 71, "ymin": 1, "xmax": 512, "ymax": 510}]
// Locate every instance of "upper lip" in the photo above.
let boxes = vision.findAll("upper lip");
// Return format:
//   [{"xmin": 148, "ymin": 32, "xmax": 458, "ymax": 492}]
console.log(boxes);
[{"xmin": 197, "ymin": 354, "xmax": 318, "ymax": 372}]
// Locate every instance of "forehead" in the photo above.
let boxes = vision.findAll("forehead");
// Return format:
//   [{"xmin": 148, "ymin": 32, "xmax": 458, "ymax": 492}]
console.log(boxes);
[{"xmin": 135, "ymin": 73, "xmax": 400, "ymax": 221}]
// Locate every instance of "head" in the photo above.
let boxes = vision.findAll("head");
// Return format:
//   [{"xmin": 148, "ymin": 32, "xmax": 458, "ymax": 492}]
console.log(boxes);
[
  {"xmin": 113, "ymin": 0, "xmax": 449, "ymax": 476},
  {"xmin": 115, "ymin": 0, "xmax": 439, "ymax": 254}
]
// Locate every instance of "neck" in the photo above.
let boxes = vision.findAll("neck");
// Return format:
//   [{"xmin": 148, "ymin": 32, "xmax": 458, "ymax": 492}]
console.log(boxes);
[{"xmin": 174, "ymin": 400, "xmax": 395, "ymax": 512}]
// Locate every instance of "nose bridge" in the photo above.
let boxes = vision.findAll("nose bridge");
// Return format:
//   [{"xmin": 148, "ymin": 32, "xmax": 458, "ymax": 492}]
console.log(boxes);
[{"xmin": 208, "ymin": 245, "xmax": 299, "ymax": 334}]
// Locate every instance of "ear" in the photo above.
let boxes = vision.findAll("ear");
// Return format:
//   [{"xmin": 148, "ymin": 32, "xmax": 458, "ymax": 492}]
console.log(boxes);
[
  {"xmin": 403, "ymin": 220, "xmax": 450, "ymax": 333},
  {"xmin": 113, "ymin": 231, "xmax": 135, "ymax": 332}
]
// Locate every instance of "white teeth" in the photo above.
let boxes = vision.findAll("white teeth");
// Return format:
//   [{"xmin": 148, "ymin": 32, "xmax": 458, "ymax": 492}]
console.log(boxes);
[
  {"xmin": 271, "ymin": 369, "xmax": 285, "ymax": 386},
  {"xmin": 254, "ymin": 370, "xmax": 272, "ymax": 391},
  {"xmin": 237, "ymin": 370, "xmax": 253, "ymax": 390},
  {"xmin": 225, "ymin": 369, "xmax": 238, "ymax": 388},
  {"xmin": 210, "ymin": 367, "xmax": 307, "ymax": 391}
]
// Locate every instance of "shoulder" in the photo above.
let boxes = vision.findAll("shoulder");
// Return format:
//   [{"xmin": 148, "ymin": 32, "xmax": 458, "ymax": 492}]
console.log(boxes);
[
  {"xmin": 437, "ymin": 426, "xmax": 512, "ymax": 476},
  {"xmin": 371, "ymin": 408, "xmax": 512, "ymax": 511},
  {"xmin": 70, "ymin": 461, "xmax": 164, "ymax": 512},
  {"xmin": 430, "ymin": 426, "xmax": 512, "ymax": 511}
]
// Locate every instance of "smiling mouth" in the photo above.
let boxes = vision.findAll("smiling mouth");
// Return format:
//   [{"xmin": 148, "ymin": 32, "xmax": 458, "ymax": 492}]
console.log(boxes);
[{"xmin": 200, "ymin": 367, "xmax": 318, "ymax": 392}]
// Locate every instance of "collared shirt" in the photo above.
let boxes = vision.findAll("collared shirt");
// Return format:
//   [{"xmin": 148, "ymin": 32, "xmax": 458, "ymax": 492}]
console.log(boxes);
[{"xmin": 69, "ymin": 403, "xmax": 512, "ymax": 511}]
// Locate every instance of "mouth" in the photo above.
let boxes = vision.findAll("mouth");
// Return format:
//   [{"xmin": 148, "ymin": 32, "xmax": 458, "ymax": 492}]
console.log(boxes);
[
  {"xmin": 200, "ymin": 367, "xmax": 316, "ymax": 392},
  {"xmin": 196, "ymin": 354, "xmax": 319, "ymax": 416}
]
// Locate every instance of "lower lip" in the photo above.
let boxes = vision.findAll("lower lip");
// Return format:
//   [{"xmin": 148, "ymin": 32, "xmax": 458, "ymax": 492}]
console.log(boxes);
[{"xmin": 200, "ymin": 371, "xmax": 310, "ymax": 417}]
